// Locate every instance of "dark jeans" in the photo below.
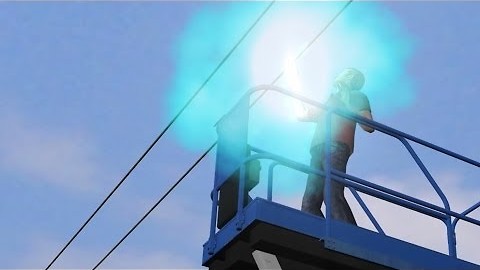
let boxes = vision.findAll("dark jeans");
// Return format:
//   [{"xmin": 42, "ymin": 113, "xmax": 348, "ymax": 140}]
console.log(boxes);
[{"xmin": 301, "ymin": 142, "xmax": 357, "ymax": 225}]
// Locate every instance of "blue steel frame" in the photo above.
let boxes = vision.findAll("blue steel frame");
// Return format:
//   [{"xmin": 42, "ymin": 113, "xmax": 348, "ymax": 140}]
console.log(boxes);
[
  {"xmin": 267, "ymin": 161, "xmax": 386, "ymax": 235},
  {"xmin": 207, "ymin": 85, "xmax": 480, "ymax": 261}
]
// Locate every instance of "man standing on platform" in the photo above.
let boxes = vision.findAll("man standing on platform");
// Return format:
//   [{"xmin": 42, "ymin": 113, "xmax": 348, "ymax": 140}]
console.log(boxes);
[{"xmin": 298, "ymin": 68, "xmax": 374, "ymax": 225}]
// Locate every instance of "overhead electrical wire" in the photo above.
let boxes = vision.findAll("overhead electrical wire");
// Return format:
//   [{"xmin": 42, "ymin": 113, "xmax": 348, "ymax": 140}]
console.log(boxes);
[
  {"xmin": 252, "ymin": 0, "xmax": 354, "ymax": 106},
  {"xmin": 91, "ymin": 1, "xmax": 354, "ymax": 269},
  {"xmin": 44, "ymin": 2, "xmax": 275, "ymax": 269},
  {"xmin": 92, "ymin": 143, "xmax": 216, "ymax": 270}
]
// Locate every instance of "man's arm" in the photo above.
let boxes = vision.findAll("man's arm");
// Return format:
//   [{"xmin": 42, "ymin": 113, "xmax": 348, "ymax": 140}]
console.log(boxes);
[
  {"xmin": 359, "ymin": 110, "xmax": 374, "ymax": 133},
  {"xmin": 350, "ymin": 91, "xmax": 374, "ymax": 133}
]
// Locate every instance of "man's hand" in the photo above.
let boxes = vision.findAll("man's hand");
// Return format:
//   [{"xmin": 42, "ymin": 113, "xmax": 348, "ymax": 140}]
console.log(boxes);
[
  {"xmin": 297, "ymin": 106, "xmax": 322, "ymax": 122},
  {"xmin": 359, "ymin": 110, "xmax": 374, "ymax": 133}
]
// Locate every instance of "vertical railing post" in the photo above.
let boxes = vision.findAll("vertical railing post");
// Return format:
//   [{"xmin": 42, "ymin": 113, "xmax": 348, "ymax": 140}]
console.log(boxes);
[
  {"xmin": 397, "ymin": 137, "xmax": 456, "ymax": 257},
  {"xmin": 452, "ymin": 200, "xmax": 480, "ymax": 256},
  {"xmin": 207, "ymin": 187, "xmax": 219, "ymax": 255},
  {"xmin": 445, "ymin": 218, "xmax": 457, "ymax": 257},
  {"xmin": 236, "ymin": 164, "xmax": 247, "ymax": 231},
  {"xmin": 325, "ymin": 110, "xmax": 333, "ymax": 237},
  {"xmin": 267, "ymin": 162, "xmax": 279, "ymax": 202}
]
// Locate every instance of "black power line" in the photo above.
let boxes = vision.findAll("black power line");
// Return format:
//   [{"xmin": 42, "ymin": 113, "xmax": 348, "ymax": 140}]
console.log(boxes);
[
  {"xmin": 92, "ymin": 142, "xmax": 216, "ymax": 270},
  {"xmin": 252, "ymin": 0, "xmax": 353, "ymax": 106},
  {"xmin": 44, "ymin": 2, "xmax": 275, "ymax": 269},
  {"xmin": 91, "ymin": 1, "xmax": 353, "ymax": 269}
]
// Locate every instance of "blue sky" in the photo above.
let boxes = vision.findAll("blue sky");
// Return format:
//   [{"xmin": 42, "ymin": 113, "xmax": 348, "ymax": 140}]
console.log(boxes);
[{"xmin": 1, "ymin": 1, "xmax": 479, "ymax": 269}]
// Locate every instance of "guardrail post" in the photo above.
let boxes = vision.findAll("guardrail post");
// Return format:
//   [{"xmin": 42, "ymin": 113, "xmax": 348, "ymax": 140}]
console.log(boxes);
[
  {"xmin": 236, "ymin": 164, "xmax": 247, "ymax": 231},
  {"xmin": 325, "ymin": 110, "xmax": 333, "ymax": 237},
  {"xmin": 445, "ymin": 218, "xmax": 457, "ymax": 257},
  {"xmin": 267, "ymin": 162, "xmax": 280, "ymax": 202},
  {"xmin": 208, "ymin": 187, "xmax": 219, "ymax": 255},
  {"xmin": 225, "ymin": 85, "xmax": 480, "ymax": 261}
]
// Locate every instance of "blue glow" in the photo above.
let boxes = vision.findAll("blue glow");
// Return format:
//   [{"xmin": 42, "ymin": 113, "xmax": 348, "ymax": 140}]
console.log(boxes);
[{"xmin": 166, "ymin": 1, "xmax": 415, "ymax": 193}]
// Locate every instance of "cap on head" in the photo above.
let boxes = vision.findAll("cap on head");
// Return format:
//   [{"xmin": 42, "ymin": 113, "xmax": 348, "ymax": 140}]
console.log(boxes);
[{"xmin": 334, "ymin": 68, "xmax": 365, "ymax": 91}]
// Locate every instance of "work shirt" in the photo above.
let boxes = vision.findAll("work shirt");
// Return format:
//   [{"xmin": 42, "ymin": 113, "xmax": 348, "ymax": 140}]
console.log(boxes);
[{"xmin": 310, "ymin": 91, "xmax": 371, "ymax": 154}]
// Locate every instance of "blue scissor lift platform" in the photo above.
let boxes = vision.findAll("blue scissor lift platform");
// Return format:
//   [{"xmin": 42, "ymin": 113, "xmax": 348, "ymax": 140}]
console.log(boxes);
[{"xmin": 202, "ymin": 85, "xmax": 480, "ymax": 270}]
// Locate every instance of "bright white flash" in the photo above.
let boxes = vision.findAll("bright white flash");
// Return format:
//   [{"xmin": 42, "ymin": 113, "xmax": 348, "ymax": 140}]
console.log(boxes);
[{"xmin": 284, "ymin": 54, "xmax": 306, "ymax": 118}]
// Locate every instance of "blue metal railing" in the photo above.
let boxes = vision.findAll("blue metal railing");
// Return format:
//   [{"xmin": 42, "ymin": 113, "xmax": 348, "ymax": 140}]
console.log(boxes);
[
  {"xmin": 267, "ymin": 161, "xmax": 386, "ymax": 235},
  {"xmin": 453, "ymin": 201, "xmax": 480, "ymax": 230},
  {"xmin": 231, "ymin": 150, "xmax": 480, "ymax": 257},
  {"xmin": 208, "ymin": 84, "xmax": 480, "ymax": 258}
]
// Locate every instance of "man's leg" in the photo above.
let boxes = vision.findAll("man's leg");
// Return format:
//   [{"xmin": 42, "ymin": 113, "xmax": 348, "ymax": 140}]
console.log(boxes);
[
  {"xmin": 301, "ymin": 155, "xmax": 325, "ymax": 218},
  {"xmin": 329, "ymin": 143, "xmax": 357, "ymax": 225},
  {"xmin": 330, "ymin": 179, "xmax": 357, "ymax": 225}
]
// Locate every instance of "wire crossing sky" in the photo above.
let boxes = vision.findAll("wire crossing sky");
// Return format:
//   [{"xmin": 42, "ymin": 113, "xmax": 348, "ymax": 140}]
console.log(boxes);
[
  {"xmin": 90, "ymin": 1, "xmax": 354, "ymax": 268},
  {"xmin": 48, "ymin": 1, "xmax": 414, "ymax": 267},
  {"xmin": 1, "ymin": 1, "xmax": 479, "ymax": 269},
  {"xmin": 44, "ymin": 2, "xmax": 275, "ymax": 269},
  {"xmin": 166, "ymin": 1, "xmax": 414, "ymax": 161}
]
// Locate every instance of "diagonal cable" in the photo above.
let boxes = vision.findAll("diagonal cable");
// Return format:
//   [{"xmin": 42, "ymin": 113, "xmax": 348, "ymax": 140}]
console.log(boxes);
[
  {"xmin": 251, "ymin": 0, "xmax": 353, "ymax": 106},
  {"xmin": 44, "ymin": 2, "xmax": 275, "ymax": 269},
  {"xmin": 92, "ymin": 142, "xmax": 216, "ymax": 270},
  {"xmin": 91, "ymin": 1, "xmax": 353, "ymax": 269}
]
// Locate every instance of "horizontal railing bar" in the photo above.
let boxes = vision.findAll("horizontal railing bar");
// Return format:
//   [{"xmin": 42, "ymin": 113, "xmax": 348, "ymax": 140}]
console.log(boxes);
[
  {"xmin": 244, "ymin": 149, "xmax": 480, "ymax": 228},
  {"xmin": 242, "ymin": 85, "xmax": 480, "ymax": 168},
  {"xmin": 335, "ymin": 174, "xmax": 448, "ymax": 221},
  {"xmin": 266, "ymin": 159, "xmax": 386, "ymax": 235},
  {"xmin": 244, "ymin": 152, "xmax": 448, "ymax": 221},
  {"xmin": 252, "ymin": 147, "xmax": 451, "ymax": 217},
  {"xmin": 453, "ymin": 200, "xmax": 480, "ymax": 229},
  {"xmin": 332, "ymin": 169, "xmax": 480, "ymax": 228}
]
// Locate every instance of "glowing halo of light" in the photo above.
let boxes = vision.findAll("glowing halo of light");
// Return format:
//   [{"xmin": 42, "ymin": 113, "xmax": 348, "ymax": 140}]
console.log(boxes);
[
  {"xmin": 248, "ymin": 2, "xmax": 339, "ymax": 124},
  {"xmin": 166, "ymin": 1, "xmax": 415, "ymax": 195},
  {"xmin": 284, "ymin": 53, "xmax": 307, "ymax": 119}
]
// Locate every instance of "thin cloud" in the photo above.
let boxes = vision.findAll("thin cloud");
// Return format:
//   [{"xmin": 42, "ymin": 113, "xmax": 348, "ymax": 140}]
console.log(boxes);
[
  {"xmin": 0, "ymin": 108, "xmax": 101, "ymax": 193},
  {"xmin": 103, "ymin": 248, "xmax": 200, "ymax": 269},
  {"xmin": 19, "ymin": 233, "xmax": 201, "ymax": 269}
]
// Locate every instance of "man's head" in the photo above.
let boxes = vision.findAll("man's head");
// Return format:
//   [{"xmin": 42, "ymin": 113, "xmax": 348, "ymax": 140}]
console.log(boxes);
[{"xmin": 334, "ymin": 68, "xmax": 365, "ymax": 92}]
